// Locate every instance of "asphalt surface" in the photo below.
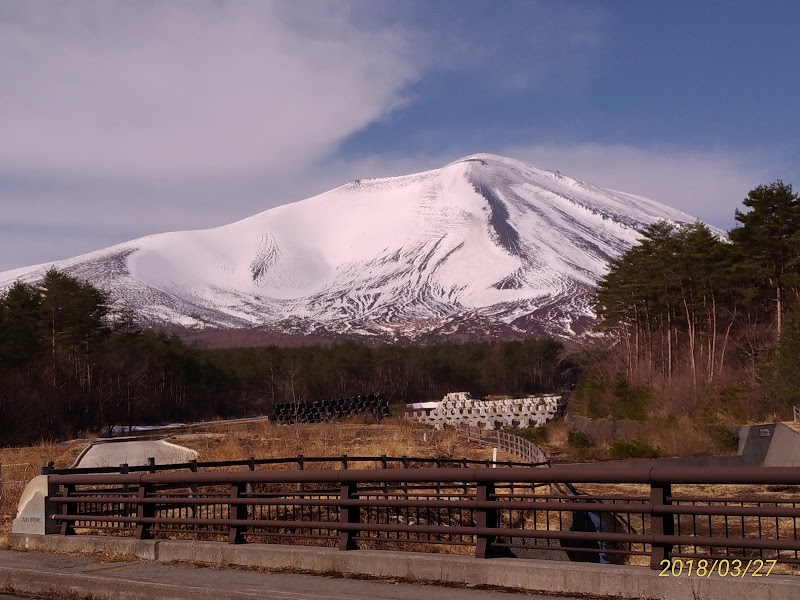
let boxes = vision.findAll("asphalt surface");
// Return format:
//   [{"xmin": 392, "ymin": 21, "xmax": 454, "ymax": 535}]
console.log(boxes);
[
  {"xmin": 74, "ymin": 439, "xmax": 197, "ymax": 468},
  {"xmin": 0, "ymin": 550, "xmax": 576, "ymax": 600}
]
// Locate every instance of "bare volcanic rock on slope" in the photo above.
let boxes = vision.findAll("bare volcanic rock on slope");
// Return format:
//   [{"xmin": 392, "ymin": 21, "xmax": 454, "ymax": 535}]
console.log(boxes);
[{"xmin": 0, "ymin": 154, "xmax": 701, "ymax": 339}]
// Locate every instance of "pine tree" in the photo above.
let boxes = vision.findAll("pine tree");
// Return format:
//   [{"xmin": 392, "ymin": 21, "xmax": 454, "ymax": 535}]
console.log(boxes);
[
  {"xmin": 729, "ymin": 181, "xmax": 800, "ymax": 337},
  {"xmin": 0, "ymin": 281, "xmax": 44, "ymax": 365}
]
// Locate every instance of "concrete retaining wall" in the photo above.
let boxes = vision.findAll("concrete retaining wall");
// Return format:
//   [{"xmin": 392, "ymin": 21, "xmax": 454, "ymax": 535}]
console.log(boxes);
[{"xmin": 10, "ymin": 534, "xmax": 798, "ymax": 600}]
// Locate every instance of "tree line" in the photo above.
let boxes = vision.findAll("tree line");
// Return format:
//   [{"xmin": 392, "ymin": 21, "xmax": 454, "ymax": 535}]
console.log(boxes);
[
  {"xmin": 0, "ymin": 270, "xmax": 569, "ymax": 445},
  {"xmin": 583, "ymin": 180, "xmax": 800, "ymax": 422}
]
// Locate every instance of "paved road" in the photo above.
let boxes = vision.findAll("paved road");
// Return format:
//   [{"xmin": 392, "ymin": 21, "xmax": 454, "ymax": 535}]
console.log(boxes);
[
  {"xmin": 0, "ymin": 550, "xmax": 577, "ymax": 600},
  {"xmin": 74, "ymin": 439, "xmax": 198, "ymax": 468}
]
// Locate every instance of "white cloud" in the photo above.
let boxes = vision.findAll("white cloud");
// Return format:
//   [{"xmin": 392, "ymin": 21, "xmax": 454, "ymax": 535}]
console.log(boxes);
[
  {"xmin": 0, "ymin": 1, "xmax": 419, "ymax": 180},
  {"xmin": 0, "ymin": 0, "xmax": 430, "ymax": 270}
]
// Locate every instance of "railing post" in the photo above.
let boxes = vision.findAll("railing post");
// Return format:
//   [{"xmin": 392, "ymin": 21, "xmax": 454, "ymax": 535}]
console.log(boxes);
[
  {"xmin": 147, "ymin": 457, "xmax": 156, "ymax": 473},
  {"xmin": 401, "ymin": 456, "xmax": 409, "ymax": 493},
  {"xmin": 59, "ymin": 484, "xmax": 75, "ymax": 536},
  {"xmin": 40, "ymin": 461, "xmax": 54, "ymax": 475},
  {"xmin": 120, "ymin": 463, "xmax": 130, "ymax": 520},
  {"xmin": 228, "ymin": 482, "xmax": 248, "ymax": 544},
  {"xmin": 649, "ymin": 480, "xmax": 674, "ymax": 569},
  {"xmin": 475, "ymin": 481, "xmax": 497, "ymax": 558},
  {"xmin": 340, "ymin": 454, "xmax": 348, "ymax": 470},
  {"xmin": 46, "ymin": 479, "xmax": 60, "ymax": 534},
  {"xmin": 135, "ymin": 484, "xmax": 154, "ymax": 540},
  {"xmin": 338, "ymin": 482, "xmax": 359, "ymax": 550}
]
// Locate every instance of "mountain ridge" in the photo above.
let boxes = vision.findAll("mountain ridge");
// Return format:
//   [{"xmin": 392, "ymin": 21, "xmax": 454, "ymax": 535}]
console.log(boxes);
[{"xmin": 0, "ymin": 153, "xmax": 704, "ymax": 339}]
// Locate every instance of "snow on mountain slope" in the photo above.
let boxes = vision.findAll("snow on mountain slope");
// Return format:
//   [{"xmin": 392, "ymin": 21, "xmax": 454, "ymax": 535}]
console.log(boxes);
[{"xmin": 0, "ymin": 154, "xmax": 703, "ymax": 338}]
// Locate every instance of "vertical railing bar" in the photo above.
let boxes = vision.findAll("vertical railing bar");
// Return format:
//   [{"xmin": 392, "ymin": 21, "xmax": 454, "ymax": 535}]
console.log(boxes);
[
  {"xmin": 475, "ymin": 481, "xmax": 497, "ymax": 558},
  {"xmin": 228, "ymin": 482, "xmax": 248, "ymax": 544},
  {"xmin": 135, "ymin": 484, "xmax": 154, "ymax": 540},
  {"xmin": 339, "ymin": 481, "xmax": 359, "ymax": 550},
  {"xmin": 649, "ymin": 479, "xmax": 673, "ymax": 569}
]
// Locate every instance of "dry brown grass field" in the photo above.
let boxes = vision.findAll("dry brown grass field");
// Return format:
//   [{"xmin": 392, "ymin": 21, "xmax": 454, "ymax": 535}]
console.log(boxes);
[{"xmin": 165, "ymin": 417, "xmax": 504, "ymax": 464}]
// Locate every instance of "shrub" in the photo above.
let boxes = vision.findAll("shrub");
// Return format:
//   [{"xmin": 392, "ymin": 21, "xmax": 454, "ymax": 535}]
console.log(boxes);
[
  {"xmin": 567, "ymin": 429, "xmax": 592, "ymax": 449},
  {"xmin": 706, "ymin": 422, "xmax": 739, "ymax": 452},
  {"xmin": 609, "ymin": 439, "xmax": 659, "ymax": 459},
  {"xmin": 609, "ymin": 374, "xmax": 651, "ymax": 421},
  {"xmin": 570, "ymin": 370, "xmax": 651, "ymax": 421},
  {"xmin": 512, "ymin": 425, "xmax": 548, "ymax": 444}
]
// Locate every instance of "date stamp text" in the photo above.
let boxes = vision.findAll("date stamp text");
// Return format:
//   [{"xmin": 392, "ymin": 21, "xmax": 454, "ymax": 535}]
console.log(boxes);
[{"xmin": 659, "ymin": 559, "xmax": 777, "ymax": 577}]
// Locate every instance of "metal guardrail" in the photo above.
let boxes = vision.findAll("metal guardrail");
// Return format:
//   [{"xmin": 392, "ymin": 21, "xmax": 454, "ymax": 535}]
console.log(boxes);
[
  {"xmin": 40, "ymin": 454, "xmax": 542, "ymax": 477},
  {"xmin": 42, "ymin": 464, "xmax": 800, "ymax": 570},
  {"xmin": 457, "ymin": 426, "xmax": 549, "ymax": 465}
]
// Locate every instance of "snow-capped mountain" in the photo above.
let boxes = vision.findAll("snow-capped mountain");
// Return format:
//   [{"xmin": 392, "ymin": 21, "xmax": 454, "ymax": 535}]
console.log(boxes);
[{"xmin": 0, "ymin": 154, "xmax": 702, "ymax": 339}]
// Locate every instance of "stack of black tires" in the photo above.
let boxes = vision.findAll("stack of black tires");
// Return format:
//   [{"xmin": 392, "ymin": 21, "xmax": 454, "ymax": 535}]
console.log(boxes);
[{"xmin": 270, "ymin": 393, "xmax": 390, "ymax": 424}]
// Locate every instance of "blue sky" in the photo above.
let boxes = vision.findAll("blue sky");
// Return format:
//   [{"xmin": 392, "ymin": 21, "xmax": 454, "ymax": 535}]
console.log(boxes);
[{"xmin": 1, "ymin": 0, "xmax": 798, "ymax": 271}]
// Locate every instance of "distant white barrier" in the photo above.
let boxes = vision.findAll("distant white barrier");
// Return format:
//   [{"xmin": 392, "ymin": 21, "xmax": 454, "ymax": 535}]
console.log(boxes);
[
  {"xmin": 457, "ymin": 426, "xmax": 549, "ymax": 465},
  {"xmin": 404, "ymin": 391, "xmax": 563, "ymax": 430}
]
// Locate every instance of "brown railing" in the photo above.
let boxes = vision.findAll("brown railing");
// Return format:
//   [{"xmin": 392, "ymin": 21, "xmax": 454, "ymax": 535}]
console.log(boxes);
[
  {"xmin": 457, "ymin": 426, "xmax": 549, "ymax": 465},
  {"xmin": 41, "ymin": 454, "xmax": 542, "ymax": 477},
  {"xmin": 42, "ymin": 464, "xmax": 800, "ymax": 570}
]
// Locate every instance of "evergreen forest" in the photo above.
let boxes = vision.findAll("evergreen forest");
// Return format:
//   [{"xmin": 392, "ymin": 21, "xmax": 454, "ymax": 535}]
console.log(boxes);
[
  {"xmin": 0, "ymin": 271, "xmax": 566, "ymax": 445},
  {"xmin": 570, "ymin": 181, "xmax": 800, "ymax": 444}
]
